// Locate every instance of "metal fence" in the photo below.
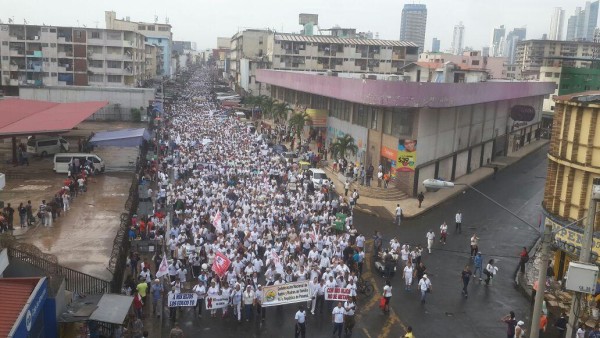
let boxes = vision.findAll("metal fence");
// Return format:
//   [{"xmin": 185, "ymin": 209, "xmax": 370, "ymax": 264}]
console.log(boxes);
[{"xmin": 7, "ymin": 247, "xmax": 111, "ymax": 294}]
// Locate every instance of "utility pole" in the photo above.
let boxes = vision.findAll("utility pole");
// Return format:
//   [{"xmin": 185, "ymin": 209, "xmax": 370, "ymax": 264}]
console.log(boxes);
[
  {"xmin": 530, "ymin": 222, "xmax": 552, "ymax": 338},
  {"xmin": 566, "ymin": 178, "xmax": 600, "ymax": 337}
]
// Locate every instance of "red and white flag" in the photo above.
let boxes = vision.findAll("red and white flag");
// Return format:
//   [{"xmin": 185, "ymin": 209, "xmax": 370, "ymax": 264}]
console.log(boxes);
[
  {"xmin": 212, "ymin": 251, "xmax": 231, "ymax": 278},
  {"xmin": 155, "ymin": 255, "xmax": 169, "ymax": 278},
  {"xmin": 271, "ymin": 251, "xmax": 284, "ymax": 274},
  {"xmin": 213, "ymin": 211, "xmax": 223, "ymax": 233}
]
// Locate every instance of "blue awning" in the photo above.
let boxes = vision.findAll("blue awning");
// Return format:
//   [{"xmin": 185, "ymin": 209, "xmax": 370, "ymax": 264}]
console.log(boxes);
[{"xmin": 89, "ymin": 128, "xmax": 150, "ymax": 147}]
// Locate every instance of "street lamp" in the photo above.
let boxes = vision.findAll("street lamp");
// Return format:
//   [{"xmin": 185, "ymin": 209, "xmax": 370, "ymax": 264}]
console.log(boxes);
[{"xmin": 422, "ymin": 178, "xmax": 547, "ymax": 338}]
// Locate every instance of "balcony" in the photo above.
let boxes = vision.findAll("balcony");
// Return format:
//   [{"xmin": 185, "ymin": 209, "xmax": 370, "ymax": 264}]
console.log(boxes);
[
  {"xmin": 57, "ymin": 36, "xmax": 72, "ymax": 43},
  {"xmin": 105, "ymin": 53, "xmax": 124, "ymax": 61},
  {"xmin": 88, "ymin": 66, "xmax": 104, "ymax": 73},
  {"xmin": 10, "ymin": 49, "xmax": 25, "ymax": 57},
  {"xmin": 58, "ymin": 65, "xmax": 73, "ymax": 72},
  {"xmin": 57, "ymin": 51, "xmax": 73, "ymax": 58},
  {"xmin": 9, "ymin": 64, "xmax": 19, "ymax": 71},
  {"xmin": 9, "ymin": 79, "xmax": 19, "ymax": 86},
  {"xmin": 105, "ymin": 67, "xmax": 126, "ymax": 75}
]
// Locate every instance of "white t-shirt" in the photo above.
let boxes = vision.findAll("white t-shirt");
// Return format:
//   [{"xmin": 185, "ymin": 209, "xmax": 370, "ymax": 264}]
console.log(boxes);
[
  {"xmin": 295, "ymin": 310, "xmax": 306, "ymax": 323},
  {"xmin": 418, "ymin": 278, "xmax": 431, "ymax": 291},
  {"xmin": 332, "ymin": 306, "xmax": 345, "ymax": 323},
  {"xmin": 395, "ymin": 207, "xmax": 402, "ymax": 216},
  {"xmin": 383, "ymin": 285, "xmax": 392, "ymax": 297},
  {"xmin": 426, "ymin": 232, "xmax": 435, "ymax": 240}
]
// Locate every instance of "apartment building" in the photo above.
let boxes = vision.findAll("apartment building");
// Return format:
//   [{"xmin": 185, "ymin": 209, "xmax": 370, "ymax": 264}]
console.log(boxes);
[
  {"xmin": 268, "ymin": 33, "xmax": 418, "ymax": 73},
  {"xmin": 229, "ymin": 29, "xmax": 272, "ymax": 95},
  {"xmin": 0, "ymin": 24, "xmax": 147, "ymax": 92},
  {"xmin": 515, "ymin": 39, "xmax": 596, "ymax": 79},
  {"xmin": 418, "ymin": 51, "xmax": 507, "ymax": 79},
  {"xmin": 105, "ymin": 11, "xmax": 173, "ymax": 78}
]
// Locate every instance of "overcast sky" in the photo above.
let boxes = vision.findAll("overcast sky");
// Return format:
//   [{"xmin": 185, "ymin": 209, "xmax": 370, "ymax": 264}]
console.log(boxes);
[{"xmin": 3, "ymin": 0, "xmax": 581, "ymax": 51}]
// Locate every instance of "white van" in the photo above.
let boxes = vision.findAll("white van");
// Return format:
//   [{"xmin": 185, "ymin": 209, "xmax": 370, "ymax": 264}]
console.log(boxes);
[
  {"xmin": 53, "ymin": 153, "xmax": 105, "ymax": 174},
  {"xmin": 27, "ymin": 137, "xmax": 70, "ymax": 157}
]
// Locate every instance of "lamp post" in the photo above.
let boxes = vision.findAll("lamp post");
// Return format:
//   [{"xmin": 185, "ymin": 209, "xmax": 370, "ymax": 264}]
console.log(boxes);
[
  {"xmin": 422, "ymin": 179, "xmax": 545, "ymax": 338},
  {"xmin": 566, "ymin": 178, "xmax": 600, "ymax": 337}
]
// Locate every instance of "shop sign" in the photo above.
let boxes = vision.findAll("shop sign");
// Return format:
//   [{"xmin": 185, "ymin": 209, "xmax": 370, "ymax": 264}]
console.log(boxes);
[
  {"xmin": 261, "ymin": 281, "xmax": 311, "ymax": 307},
  {"xmin": 549, "ymin": 218, "xmax": 600, "ymax": 262},
  {"xmin": 380, "ymin": 146, "xmax": 397, "ymax": 160},
  {"xmin": 306, "ymin": 109, "xmax": 328, "ymax": 127},
  {"xmin": 397, "ymin": 139, "xmax": 417, "ymax": 172}
]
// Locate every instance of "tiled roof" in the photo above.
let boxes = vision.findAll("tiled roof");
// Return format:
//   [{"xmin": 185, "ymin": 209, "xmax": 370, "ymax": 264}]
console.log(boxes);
[
  {"xmin": 0, "ymin": 278, "xmax": 39, "ymax": 337},
  {"xmin": 274, "ymin": 33, "xmax": 418, "ymax": 47}
]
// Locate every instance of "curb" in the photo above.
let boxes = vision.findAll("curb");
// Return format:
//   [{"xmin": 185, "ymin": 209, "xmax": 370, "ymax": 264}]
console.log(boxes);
[{"xmin": 353, "ymin": 205, "xmax": 380, "ymax": 218}]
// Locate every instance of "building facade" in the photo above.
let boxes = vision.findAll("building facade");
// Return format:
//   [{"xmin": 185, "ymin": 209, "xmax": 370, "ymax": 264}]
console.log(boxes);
[
  {"xmin": 549, "ymin": 7, "xmax": 566, "ymax": 41},
  {"xmin": 431, "ymin": 38, "xmax": 440, "ymax": 53},
  {"xmin": 418, "ymin": 51, "xmax": 507, "ymax": 79},
  {"xmin": 105, "ymin": 11, "xmax": 173, "ymax": 78},
  {"xmin": 0, "ymin": 24, "xmax": 147, "ymax": 92},
  {"xmin": 257, "ymin": 69, "xmax": 554, "ymax": 196},
  {"xmin": 268, "ymin": 33, "xmax": 418, "ymax": 74},
  {"xmin": 229, "ymin": 29, "xmax": 272, "ymax": 95},
  {"xmin": 543, "ymin": 92, "xmax": 600, "ymax": 278},
  {"xmin": 504, "ymin": 27, "xmax": 527, "ymax": 64},
  {"xmin": 451, "ymin": 22, "xmax": 465, "ymax": 55},
  {"xmin": 565, "ymin": 1, "xmax": 599, "ymax": 41},
  {"xmin": 399, "ymin": 4, "xmax": 427, "ymax": 53},
  {"xmin": 490, "ymin": 25, "xmax": 506, "ymax": 57},
  {"xmin": 515, "ymin": 39, "xmax": 597, "ymax": 79}
]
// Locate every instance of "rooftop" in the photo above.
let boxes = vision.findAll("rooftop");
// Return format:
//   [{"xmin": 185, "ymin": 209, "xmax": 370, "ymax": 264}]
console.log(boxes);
[
  {"xmin": 555, "ymin": 91, "xmax": 600, "ymax": 104},
  {"xmin": 0, "ymin": 278, "xmax": 41, "ymax": 337},
  {"xmin": 274, "ymin": 33, "xmax": 418, "ymax": 47}
]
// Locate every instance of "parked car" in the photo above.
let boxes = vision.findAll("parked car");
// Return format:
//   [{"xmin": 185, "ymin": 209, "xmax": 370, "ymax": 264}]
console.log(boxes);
[
  {"xmin": 27, "ymin": 137, "xmax": 70, "ymax": 157},
  {"xmin": 280, "ymin": 151, "xmax": 299, "ymax": 164},
  {"xmin": 307, "ymin": 168, "xmax": 330, "ymax": 187}
]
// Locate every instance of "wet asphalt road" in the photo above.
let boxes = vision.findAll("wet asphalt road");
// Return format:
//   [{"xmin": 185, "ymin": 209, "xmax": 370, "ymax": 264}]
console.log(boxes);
[{"xmin": 160, "ymin": 145, "xmax": 548, "ymax": 337}]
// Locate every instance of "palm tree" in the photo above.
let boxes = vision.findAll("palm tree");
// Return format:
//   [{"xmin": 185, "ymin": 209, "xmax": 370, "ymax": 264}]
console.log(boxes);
[
  {"xmin": 258, "ymin": 95, "xmax": 275, "ymax": 120},
  {"xmin": 329, "ymin": 134, "xmax": 358, "ymax": 160},
  {"xmin": 288, "ymin": 111, "xmax": 312, "ymax": 145},
  {"xmin": 271, "ymin": 102, "xmax": 293, "ymax": 125}
]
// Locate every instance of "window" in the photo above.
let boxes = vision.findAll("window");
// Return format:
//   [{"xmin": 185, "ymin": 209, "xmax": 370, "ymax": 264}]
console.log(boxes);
[
  {"xmin": 43, "ymin": 57, "xmax": 49, "ymax": 62},
  {"xmin": 91, "ymin": 31, "xmax": 100, "ymax": 39},
  {"xmin": 472, "ymin": 60, "xmax": 480, "ymax": 66},
  {"xmin": 49, "ymin": 28, "xmax": 56, "ymax": 33},
  {"xmin": 75, "ymin": 31, "xmax": 82, "ymax": 39},
  {"xmin": 89, "ymin": 60, "xmax": 103, "ymax": 68},
  {"xmin": 158, "ymin": 38, "xmax": 162, "ymax": 43},
  {"xmin": 138, "ymin": 25, "xmax": 145, "ymax": 30},
  {"xmin": 371, "ymin": 107, "xmax": 379, "ymax": 130},
  {"xmin": 51, "ymin": 72, "xmax": 57, "ymax": 76},
  {"xmin": 383, "ymin": 109, "xmax": 414, "ymax": 136},
  {"xmin": 51, "ymin": 58, "xmax": 57, "ymax": 62},
  {"xmin": 41, "ymin": 28, "xmax": 48, "ymax": 32},
  {"xmin": 42, "ymin": 72, "xmax": 49, "ymax": 77},
  {"xmin": 554, "ymin": 73, "xmax": 560, "ymax": 78},
  {"xmin": 2, "ymin": 41, "xmax": 7, "ymax": 46},
  {"xmin": 146, "ymin": 26, "xmax": 155, "ymax": 31},
  {"xmin": 1, "ymin": 56, "xmax": 8, "ymax": 60},
  {"xmin": 544, "ymin": 72, "xmax": 552, "ymax": 77},
  {"xmin": 158, "ymin": 26, "xmax": 169, "ymax": 31},
  {"xmin": 42, "ymin": 43, "xmax": 49, "ymax": 47},
  {"xmin": 107, "ymin": 61, "xmax": 121, "ymax": 68},
  {"xmin": 89, "ymin": 74, "xmax": 104, "ymax": 82},
  {"xmin": 107, "ymin": 75, "xmax": 121, "ymax": 83},
  {"xmin": 55, "ymin": 156, "xmax": 71, "ymax": 163},
  {"xmin": 50, "ymin": 43, "xmax": 56, "ymax": 48}
]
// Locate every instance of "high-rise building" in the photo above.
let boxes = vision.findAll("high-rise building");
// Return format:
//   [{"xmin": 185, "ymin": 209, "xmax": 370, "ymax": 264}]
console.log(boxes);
[
  {"xmin": 431, "ymin": 38, "xmax": 440, "ymax": 52},
  {"xmin": 565, "ymin": 1, "xmax": 599, "ymax": 41},
  {"xmin": 490, "ymin": 25, "xmax": 506, "ymax": 57},
  {"xmin": 504, "ymin": 27, "xmax": 526, "ymax": 64},
  {"xmin": 399, "ymin": 4, "xmax": 428, "ymax": 52},
  {"xmin": 451, "ymin": 22, "xmax": 465, "ymax": 55},
  {"xmin": 549, "ymin": 7, "xmax": 565, "ymax": 40}
]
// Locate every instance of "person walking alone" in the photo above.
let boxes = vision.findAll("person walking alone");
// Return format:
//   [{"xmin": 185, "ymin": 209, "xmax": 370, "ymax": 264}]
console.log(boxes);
[
  {"xmin": 382, "ymin": 280, "xmax": 392, "ymax": 313},
  {"xmin": 417, "ymin": 192, "xmax": 424, "ymax": 208},
  {"xmin": 470, "ymin": 234, "xmax": 479, "ymax": 258},
  {"xmin": 395, "ymin": 204, "xmax": 403, "ymax": 226},
  {"xmin": 426, "ymin": 230, "xmax": 435, "ymax": 254},
  {"xmin": 461, "ymin": 265, "xmax": 472, "ymax": 298},
  {"xmin": 418, "ymin": 274, "xmax": 432, "ymax": 304},
  {"xmin": 439, "ymin": 221, "xmax": 448, "ymax": 244},
  {"xmin": 295, "ymin": 304, "xmax": 307, "ymax": 338},
  {"xmin": 332, "ymin": 301, "xmax": 345, "ymax": 338},
  {"xmin": 455, "ymin": 210, "xmax": 462, "ymax": 234}
]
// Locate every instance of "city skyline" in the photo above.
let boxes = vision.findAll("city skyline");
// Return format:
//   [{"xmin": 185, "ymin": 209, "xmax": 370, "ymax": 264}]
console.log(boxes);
[{"xmin": 1, "ymin": 0, "xmax": 576, "ymax": 51}]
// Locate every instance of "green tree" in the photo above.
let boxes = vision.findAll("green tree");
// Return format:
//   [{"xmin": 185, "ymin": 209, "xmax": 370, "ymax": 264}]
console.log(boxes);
[
  {"xmin": 288, "ymin": 111, "xmax": 312, "ymax": 144},
  {"xmin": 329, "ymin": 134, "xmax": 358, "ymax": 160},
  {"xmin": 271, "ymin": 102, "xmax": 293, "ymax": 125}
]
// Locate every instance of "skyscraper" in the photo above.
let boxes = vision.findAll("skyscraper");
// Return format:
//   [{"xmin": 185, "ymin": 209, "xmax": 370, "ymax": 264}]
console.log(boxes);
[
  {"xmin": 504, "ymin": 27, "xmax": 527, "ymax": 64},
  {"xmin": 490, "ymin": 25, "xmax": 506, "ymax": 57},
  {"xmin": 431, "ymin": 38, "xmax": 440, "ymax": 52},
  {"xmin": 399, "ymin": 4, "xmax": 428, "ymax": 52},
  {"xmin": 549, "ymin": 7, "xmax": 565, "ymax": 40},
  {"xmin": 566, "ymin": 1, "xmax": 599, "ymax": 41},
  {"xmin": 451, "ymin": 22, "xmax": 465, "ymax": 55}
]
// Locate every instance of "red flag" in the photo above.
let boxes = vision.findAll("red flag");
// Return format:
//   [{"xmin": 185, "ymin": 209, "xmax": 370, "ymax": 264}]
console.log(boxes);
[{"xmin": 212, "ymin": 251, "xmax": 231, "ymax": 278}]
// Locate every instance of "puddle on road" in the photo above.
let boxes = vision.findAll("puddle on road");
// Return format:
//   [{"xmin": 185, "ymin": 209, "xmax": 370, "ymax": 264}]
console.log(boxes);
[{"xmin": 11, "ymin": 185, "xmax": 51, "ymax": 191}]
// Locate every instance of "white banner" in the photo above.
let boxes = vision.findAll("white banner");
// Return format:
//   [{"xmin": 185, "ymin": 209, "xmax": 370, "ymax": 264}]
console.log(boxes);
[
  {"xmin": 261, "ymin": 281, "xmax": 311, "ymax": 307},
  {"xmin": 205, "ymin": 294, "xmax": 230, "ymax": 310},
  {"xmin": 168, "ymin": 293, "xmax": 198, "ymax": 307},
  {"xmin": 325, "ymin": 287, "xmax": 351, "ymax": 301}
]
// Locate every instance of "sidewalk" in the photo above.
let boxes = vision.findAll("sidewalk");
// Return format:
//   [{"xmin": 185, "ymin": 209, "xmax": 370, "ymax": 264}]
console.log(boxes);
[{"xmin": 324, "ymin": 138, "xmax": 549, "ymax": 219}]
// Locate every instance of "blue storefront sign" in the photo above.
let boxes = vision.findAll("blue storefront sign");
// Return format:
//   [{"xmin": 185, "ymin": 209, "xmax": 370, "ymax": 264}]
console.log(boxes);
[{"xmin": 10, "ymin": 277, "xmax": 48, "ymax": 337}]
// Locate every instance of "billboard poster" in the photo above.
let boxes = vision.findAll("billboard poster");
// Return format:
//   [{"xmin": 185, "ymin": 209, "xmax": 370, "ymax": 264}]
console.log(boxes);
[
  {"xmin": 397, "ymin": 139, "xmax": 417, "ymax": 172},
  {"xmin": 261, "ymin": 281, "xmax": 311, "ymax": 307}
]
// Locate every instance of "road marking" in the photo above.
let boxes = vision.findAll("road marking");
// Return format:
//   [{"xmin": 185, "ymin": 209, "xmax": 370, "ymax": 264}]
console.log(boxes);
[{"xmin": 362, "ymin": 328, "xmax": 373, "ymax": 338}]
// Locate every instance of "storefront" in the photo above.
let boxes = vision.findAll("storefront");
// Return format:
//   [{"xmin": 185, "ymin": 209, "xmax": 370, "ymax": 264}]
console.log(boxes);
[{"xmin": 380, "ymin": 146, "xmax": 398, "ymax": 177}]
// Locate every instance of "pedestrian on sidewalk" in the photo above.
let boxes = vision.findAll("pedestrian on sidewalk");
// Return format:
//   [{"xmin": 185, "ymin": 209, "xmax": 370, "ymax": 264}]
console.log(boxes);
[
  {"xmin": 395, "ymin": 204, "xmax": 403, "ymax": 226},
  {"xmin": 589, "ymin": 324, "xmax": 600, "ymax": 338},
  {"xmin": 426, "ymin": 230, "xmax": 435, "ymax": 254},
  {"xmin": 243, "ymin": 285, "xmax": 255, "ymax": 321},
  {"xmin": 519, "ymin": 247, "xmax": 529, "ymax": 275},
  {"xmin": 404, "ymin": 326, "xmax": 415, "ymax": 338},
  {"xmin": 554, "ymin": 312, "xmax": 567, "ymax": 337},
  {"xmin": 417, "ymin": 192, "xmax": 424, "ymax": 208},
  {"xmin": 470, "ymin": 233, "xmax": 479, "ymax": 258},
  {"xmin": 377, "ymin": 169, "xmax": 383, "ymax": 187},
  {"xmin": 455, "ymin": 210, "xmax": 463, "ymax": 234},
  {"xmin": 418, "ymin": 274, "xmax": 432, "ymax": 304},
  {"xmin": 461, "ymin": 265, "xmax": 472, "ymax": 298},
  {"xmin": 193, "ymin": 280, "xmax": 206, "ymax": 318},
  {"xmin": 360, "ymin": 167, "xmax": 365, "ymax": 186},
  {"xmin": 332, "ymin": 301, "xmax": 345, "ymax": 338},
  {"xmin": 439, "ymin": 222, "xmax": 448, "ymax": 244},
  {"xmin": 473, "ymin": 252, "xmax": 483, "ymax": 281},
  {"xmin": 295, "ymin": 304, "xmax": 307, "ymax": 338}
]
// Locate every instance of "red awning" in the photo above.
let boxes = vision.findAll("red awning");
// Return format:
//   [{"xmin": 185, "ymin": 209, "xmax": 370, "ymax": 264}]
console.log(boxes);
[{"xmin": 0, "ymin": 98, "xmax": 109, "ymax": 136}]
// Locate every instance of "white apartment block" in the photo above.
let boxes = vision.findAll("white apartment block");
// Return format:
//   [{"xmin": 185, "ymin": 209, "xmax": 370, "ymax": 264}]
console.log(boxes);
[
  {"xmin": 268, "ymin": 33, "xmax": 418, "ymax": 73},
  {"xmin": 0, "ymin": 24, "xmax": 148, "ymax": 90},
  {"xmin": 515, "ymin": 39, "xmax": 595, "ymax": 79},
  {"xmin": 229, "ymin": 29, "xmax": 272, "ymax": 95}
]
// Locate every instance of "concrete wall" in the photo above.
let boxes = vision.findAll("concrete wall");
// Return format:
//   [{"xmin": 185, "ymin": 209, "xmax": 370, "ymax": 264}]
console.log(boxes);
[
  {"xmin": 19, "ymin": 86, "xmax": 155, "ymax": 121},
  {"xmin": 327, "ymin": 117, "xmax": 368, "ymax": 166}
]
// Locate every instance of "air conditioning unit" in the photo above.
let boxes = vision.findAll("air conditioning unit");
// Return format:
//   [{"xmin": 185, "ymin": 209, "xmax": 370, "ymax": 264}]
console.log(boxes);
[{"xmin": 387, "ymin": 75, "xmax": 400, "ymax": 81}]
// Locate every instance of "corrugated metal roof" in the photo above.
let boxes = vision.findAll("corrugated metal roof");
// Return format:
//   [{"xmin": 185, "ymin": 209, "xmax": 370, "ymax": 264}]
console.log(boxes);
[
  {"xmin": 275, "ymin": 33, "xmax": 418, "ymax": 47},
  {"xmin": 0, "ymin": 278, "xmax": 39, "ymax": 337}
]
